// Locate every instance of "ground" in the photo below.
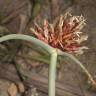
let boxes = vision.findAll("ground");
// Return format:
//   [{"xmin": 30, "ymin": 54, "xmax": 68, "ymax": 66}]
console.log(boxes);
[{"xmin": 0, "ymin": 0, "xmax": 96, "ymax": 96}]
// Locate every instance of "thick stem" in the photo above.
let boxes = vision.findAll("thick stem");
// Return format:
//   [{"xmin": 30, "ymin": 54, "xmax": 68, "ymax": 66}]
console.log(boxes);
[
  {"xmin": 49, "ymin": 50, "xmax": 57, "ymax": 96},
  {"xmin": 58, "ymin": 51, "xmax": 96, "ymax": 86},
  {"xmin": 0, "ymin": 34, "xmax": 53, "ymax": 54}
]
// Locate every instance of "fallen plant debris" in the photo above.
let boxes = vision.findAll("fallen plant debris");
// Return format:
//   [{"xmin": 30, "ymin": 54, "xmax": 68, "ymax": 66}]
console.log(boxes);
[
  {"xmin": 0, "ymin": 63, "xmax": 84, "ymax": 96},
  {"xmin": 8, "ymin": 83, "xmax": 18, "ymax": 96}
]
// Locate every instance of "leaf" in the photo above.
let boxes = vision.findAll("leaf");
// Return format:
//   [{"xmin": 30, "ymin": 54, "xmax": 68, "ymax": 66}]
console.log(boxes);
[
  {"xmin": 17, "ymin": 82, "xmax": 25, "ymax": 93},
  {"xmin": 8, "ymin": 83, "xmax": 18, "ymax": 96}
]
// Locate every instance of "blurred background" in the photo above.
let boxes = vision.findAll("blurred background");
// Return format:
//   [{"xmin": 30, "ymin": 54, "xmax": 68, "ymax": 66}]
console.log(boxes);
[{"xmin": 0, "ymin": 0, "xmax": 96, "ymax": 96}]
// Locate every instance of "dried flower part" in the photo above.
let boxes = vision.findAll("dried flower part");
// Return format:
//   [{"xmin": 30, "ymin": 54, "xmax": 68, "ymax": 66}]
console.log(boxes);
[{"xmin": 30, "ymin": 13, "xmax": 88, "ymax": 54}]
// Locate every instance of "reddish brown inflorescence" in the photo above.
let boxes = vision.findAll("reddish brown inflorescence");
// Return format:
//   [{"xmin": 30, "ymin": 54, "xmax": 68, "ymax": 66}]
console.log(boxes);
[{"xmin": 30, "ymin": 13, "xmax": 88, "ymax": 54}]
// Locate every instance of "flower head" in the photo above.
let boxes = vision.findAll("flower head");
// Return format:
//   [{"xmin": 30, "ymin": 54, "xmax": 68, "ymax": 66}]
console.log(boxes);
[{"xmin": 30, "ymin": 13, "xmax": 88, "ymax": 54}]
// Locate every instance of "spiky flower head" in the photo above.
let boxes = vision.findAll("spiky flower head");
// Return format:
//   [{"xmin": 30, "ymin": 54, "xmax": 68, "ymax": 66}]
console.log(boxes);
[{"xmin": 30, "ymin": 13, "xmax": 88, "ymax": 54}]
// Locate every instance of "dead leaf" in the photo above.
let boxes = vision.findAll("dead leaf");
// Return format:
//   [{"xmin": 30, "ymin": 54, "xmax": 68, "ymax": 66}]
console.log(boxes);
[
  {"xmin": 17, "ymin": 82, "xmax": 25, "ymax": 93},
  {"xmin": 8, "ymin": 83, "xmax": 18, "ymax": 96}
]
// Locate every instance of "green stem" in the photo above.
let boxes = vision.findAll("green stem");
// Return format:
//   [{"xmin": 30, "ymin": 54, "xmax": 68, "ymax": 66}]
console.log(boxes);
[
  {"xmin": 24, "ymin": 42, "xmax": 49, "ymax": 56},
  {"xmin": 14, "ymin": 61, "xmax": 28, "ymax": 80},
  {"xmin": 0, "ymin": 34, "xmax": 58, "ymax": 96},
  {"xmin": 0, "ymin": 34, "xmax": 53, "ymax": 54},
  {"xmin": 58, "ymin": 51, "xmax": 96, "ymax": 86},
  {"xmin": 18, "ymin": 54, "xmax": 50, "ymax": 64},
  {"xmin": 49, "ymin": 50, "xmax": 57, "ymax": 96}
]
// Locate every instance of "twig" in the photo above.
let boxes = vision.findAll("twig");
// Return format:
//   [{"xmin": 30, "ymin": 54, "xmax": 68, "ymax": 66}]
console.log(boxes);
[{"xmin": 17, "ymin": 54, "xmax": 50, "ymax": 64}]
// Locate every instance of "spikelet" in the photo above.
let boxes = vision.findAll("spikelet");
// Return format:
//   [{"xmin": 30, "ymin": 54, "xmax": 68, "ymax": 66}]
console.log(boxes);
[{"xmin": 30, "ymin": 13, "xmax": 88, "ymax": 54}]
